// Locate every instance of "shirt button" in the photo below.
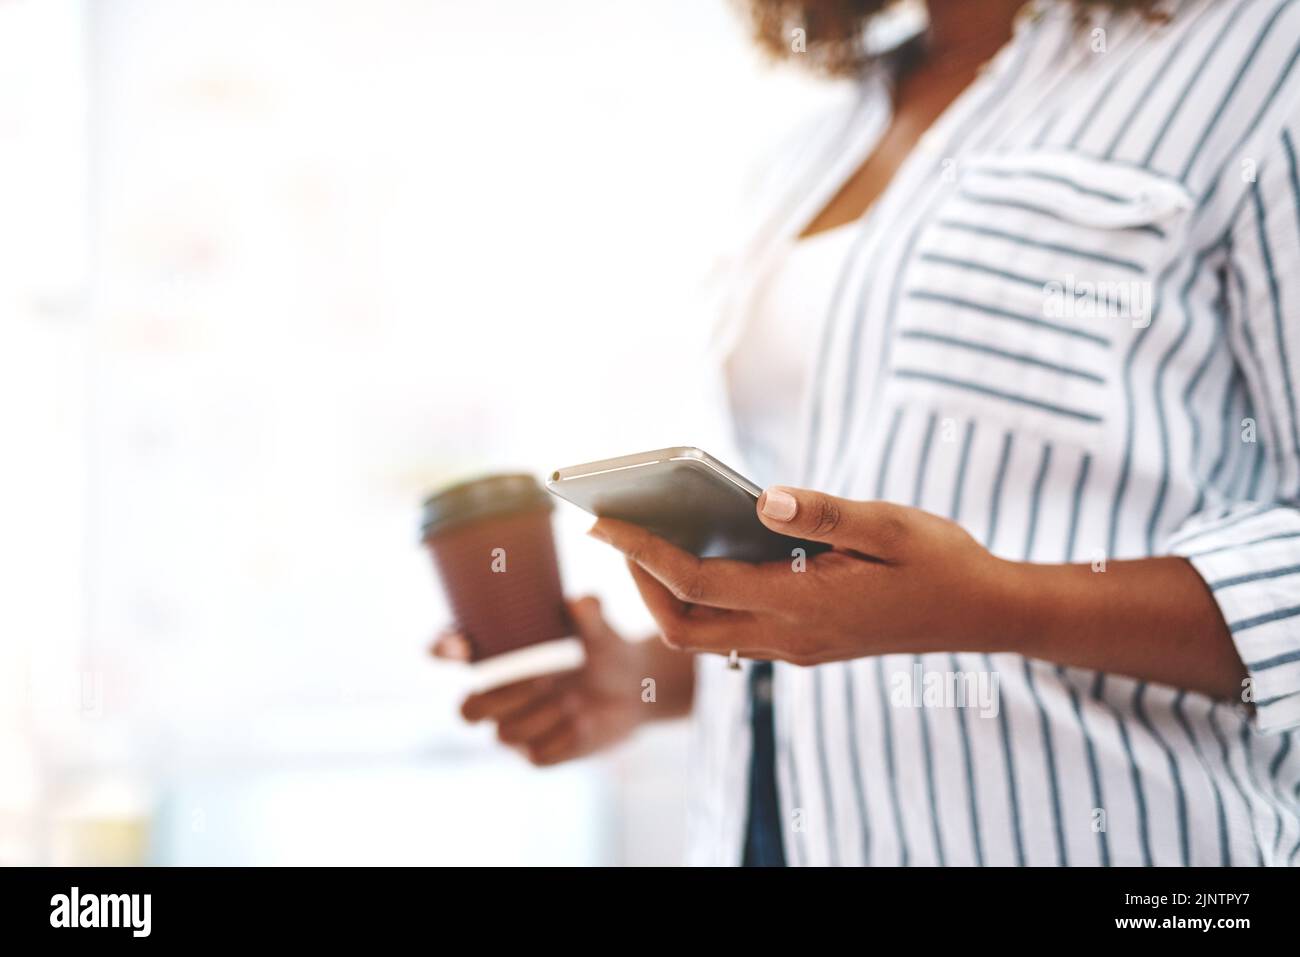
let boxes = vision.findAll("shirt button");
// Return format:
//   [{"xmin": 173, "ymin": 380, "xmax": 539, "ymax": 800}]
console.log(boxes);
[{"xmin": 754, "ymin": 675, "xmax": 773, "ymax": 703}]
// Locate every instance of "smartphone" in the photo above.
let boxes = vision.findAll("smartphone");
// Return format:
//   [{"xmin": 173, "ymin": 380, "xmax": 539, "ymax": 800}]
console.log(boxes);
[{"xmin": 546, "ymin": 446, "xmax": 825, "ymax": 563}]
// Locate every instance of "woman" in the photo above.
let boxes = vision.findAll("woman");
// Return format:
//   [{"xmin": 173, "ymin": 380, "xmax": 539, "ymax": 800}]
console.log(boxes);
[{"xmin": 437, "ymin": 0, "xmax": 1300, "ymax": 866}]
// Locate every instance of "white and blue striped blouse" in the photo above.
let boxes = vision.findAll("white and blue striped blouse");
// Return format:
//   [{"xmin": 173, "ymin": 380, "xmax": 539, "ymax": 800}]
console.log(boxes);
[{"xmin": 689, "ymin": 0, "xmax": 1300, "ymax": 866}]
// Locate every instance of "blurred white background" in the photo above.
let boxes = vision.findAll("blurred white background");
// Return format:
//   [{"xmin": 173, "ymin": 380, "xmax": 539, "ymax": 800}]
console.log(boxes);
[{"xmin": 0, "ymin": 0, "xmax": 838, "ymax": 865}]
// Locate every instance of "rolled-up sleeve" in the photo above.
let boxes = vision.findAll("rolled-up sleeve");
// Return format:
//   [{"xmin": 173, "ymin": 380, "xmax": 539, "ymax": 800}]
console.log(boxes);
[
  {"xmin": 1163, "ymin": 112, "xmax": 1300, "ymax": 733},
  {"xmin": 1167, "ymin": 504, "xmax": 1300, "ymax": 732}
]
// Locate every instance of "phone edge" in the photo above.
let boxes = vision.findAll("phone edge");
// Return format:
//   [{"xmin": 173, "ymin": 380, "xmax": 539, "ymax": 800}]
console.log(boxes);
[{"xmin": 546, "ymin": 446, "xmax": 764, "ymax": 502}]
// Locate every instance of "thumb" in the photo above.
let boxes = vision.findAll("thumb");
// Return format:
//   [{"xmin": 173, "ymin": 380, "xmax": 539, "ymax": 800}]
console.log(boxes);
[
  {"xmin": 756, "ymin": 486, "xmax": 903, "ymax": 555},
  {"xmin": 567, "ymin": 596, "xmax": 620, "ymax": 646}
]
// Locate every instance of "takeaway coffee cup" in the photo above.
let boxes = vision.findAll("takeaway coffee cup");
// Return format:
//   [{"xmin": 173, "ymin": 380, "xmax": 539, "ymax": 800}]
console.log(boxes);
[{"xmin": 421, "ymin": 473, "xmax": 573, "ymax": 664}]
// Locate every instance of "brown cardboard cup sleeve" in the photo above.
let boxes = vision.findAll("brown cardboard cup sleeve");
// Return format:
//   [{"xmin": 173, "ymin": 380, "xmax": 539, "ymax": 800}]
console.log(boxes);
[{"xmin": 422, "ymin": 474, "xmax": 580, "ymax": 681}]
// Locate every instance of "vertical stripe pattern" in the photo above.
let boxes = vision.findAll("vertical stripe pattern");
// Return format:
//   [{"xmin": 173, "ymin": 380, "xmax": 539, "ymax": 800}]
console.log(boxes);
[{"xmin": 691, "ymin": 0, "xmax": 1300, "ymax": 866}]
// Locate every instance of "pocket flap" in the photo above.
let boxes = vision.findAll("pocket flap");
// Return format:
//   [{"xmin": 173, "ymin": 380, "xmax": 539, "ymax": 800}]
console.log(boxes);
[{"xmin": 963, "ymin": 150, "xmax": 1195, "ymax": 231}]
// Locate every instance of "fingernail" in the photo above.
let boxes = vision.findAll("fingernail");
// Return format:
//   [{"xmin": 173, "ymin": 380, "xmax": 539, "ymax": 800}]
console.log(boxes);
[
  {"xmin": 587, "ymin": 523, "xmax": 610, "ymax": 544},
  {"xmin": 761, "ymin": 487, "xmax": 798, "ymax": 521},
  {"xmin": 442, "ymin": 633, "xmax": 471, "ymax": 661}
]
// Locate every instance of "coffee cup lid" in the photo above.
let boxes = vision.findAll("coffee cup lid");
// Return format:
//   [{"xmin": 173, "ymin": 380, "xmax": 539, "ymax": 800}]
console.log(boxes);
[{"xmin": 421, "ymin": 473, "xmax": 552, "ymax": 538}]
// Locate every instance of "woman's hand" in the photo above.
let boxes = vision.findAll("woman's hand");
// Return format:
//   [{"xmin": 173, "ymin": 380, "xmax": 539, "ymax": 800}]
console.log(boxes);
[
  {"xmin": 588, "ymin": 486, "xmax": 1025, "ymax": 666},
  {"xmin": 431, "ymin": 597, "xmax": 694, "ymax": 766},
  {"xmin": 588, "ymin": 485, "xmax": 1248, "ymax": 701}
]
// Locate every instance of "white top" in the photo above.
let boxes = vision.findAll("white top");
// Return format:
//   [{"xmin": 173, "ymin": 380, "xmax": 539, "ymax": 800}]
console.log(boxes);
[
  {"xmin": 724, "ymin": 224, "xmax": 860, "ymax": 488},
  {"xmin": 688, "ymin": 0, "xmax": 1300, "ymax": 867}
]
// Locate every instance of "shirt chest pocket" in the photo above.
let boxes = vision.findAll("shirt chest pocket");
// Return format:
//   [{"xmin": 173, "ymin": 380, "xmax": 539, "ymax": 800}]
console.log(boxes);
[{"xmin": 885, "ymin": 151, "xmax": 1194, "ymax": 452}]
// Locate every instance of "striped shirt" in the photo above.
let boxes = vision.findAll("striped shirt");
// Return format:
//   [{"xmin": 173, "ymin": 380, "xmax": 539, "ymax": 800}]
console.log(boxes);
[{"xmin": 689, "ymin": 0, "xmax": 1300, "ymax": 866}]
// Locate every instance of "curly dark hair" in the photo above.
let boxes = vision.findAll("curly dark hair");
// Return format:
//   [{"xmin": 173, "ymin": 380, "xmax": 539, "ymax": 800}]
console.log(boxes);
[{"xmin": 738, "ymin": 0, "xmax": 1169, "ymax": 76}]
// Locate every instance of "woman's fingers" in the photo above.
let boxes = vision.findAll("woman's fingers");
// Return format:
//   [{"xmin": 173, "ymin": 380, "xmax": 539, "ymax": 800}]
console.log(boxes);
[
  {"xmin": 496, "ymin": 694, "xmax": 573, "ymax": 747},
  {"xmin": 525, "ymin": 718, "xmax": 583, "ymax": 766},
  {"xmin": 589, "ymin": 517, "xmax": 787, "ymax": 611},
  {"xmin": 430, "ymin": 629, "xmax": 472, "ymax": 662},
  {"xmin": 460, "ymin": 671, "xmax": 575, "ymax": 723},
  {"xmin": 625, "ymin": 557, "xmax": 688, "ymax": 622},
  {"xmin": 757, "ymin": 486, "xmax": 905, "ymax": 558},
  {"xmin": 566, "ymin": 595, "xmax": 620, "ymax": 645},
  {"xmin": 626, "ymin": 561, "xmax": 763, "ymax": 655}
]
